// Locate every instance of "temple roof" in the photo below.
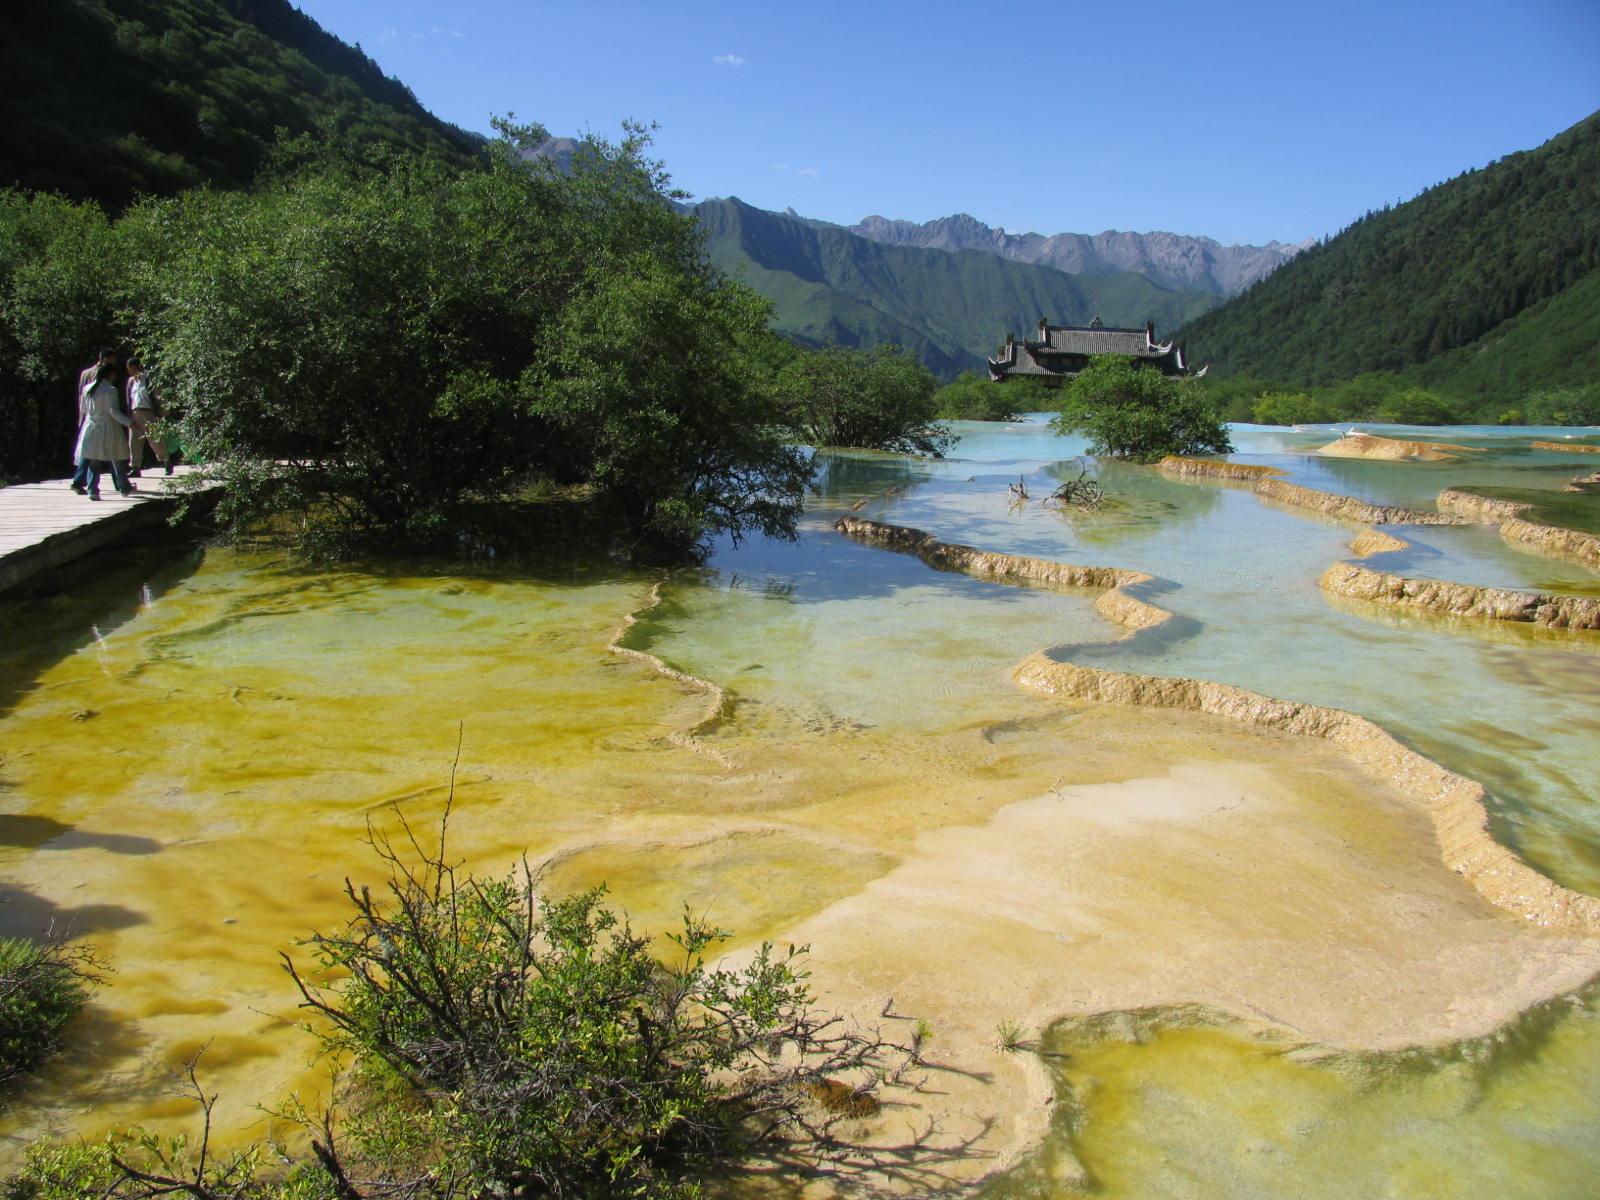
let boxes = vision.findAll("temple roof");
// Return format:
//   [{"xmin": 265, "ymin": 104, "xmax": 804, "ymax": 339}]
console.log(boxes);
[{"xmin": 988, "ymin": 318, "xmax": 1191, "ymax": 382}]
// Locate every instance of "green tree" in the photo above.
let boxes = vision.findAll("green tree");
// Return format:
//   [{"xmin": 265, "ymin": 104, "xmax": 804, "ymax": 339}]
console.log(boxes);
[
  {"xmin": 929, "ymin": 372, "xmax": 1059, "ymax": 422},
  {"xmin": 0, "ymin": 191, "xmax": 135, "ymax": 481},
  {"xmin": 1522, "ymin": 384, "xmax": 1600, "ymax": 426},
  {"xmin": 931, "ymin": 372, "xmax": 1019, "ymax": 421},
  {"xmin": 1195, "ymin": 372, "xmax": 1285, "ymax": 424},
  {"xmin": 530, "ymin": 260, "xmax": 809, "ymax": 550},
  {"xmin": 1049, "ymin": 355, "xmax": 1232, "ymax": 461},
  {"xmin": 1329, "ymin": 371, "xmax": 1409, "ymax": 420},
  {"xmin": 130, "ymin": 122, "xmax": 808, "ymax": 555},
  {"xmin": 1251, "ymin": 391, "xmax": 1333, "ymax": 425},
  {"xmin": 774, "ymin": 345, "xmax": 953, "ymax": 456},
  {"xmin": 1372, "ymin": 387, "xmax": 1460, "ymax": 425}
]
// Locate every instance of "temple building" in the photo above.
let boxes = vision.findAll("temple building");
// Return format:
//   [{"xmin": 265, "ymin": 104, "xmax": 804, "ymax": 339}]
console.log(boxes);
[{"xmin": 987, "ymin": 317, "xmax": 1202, "ymax": 384}]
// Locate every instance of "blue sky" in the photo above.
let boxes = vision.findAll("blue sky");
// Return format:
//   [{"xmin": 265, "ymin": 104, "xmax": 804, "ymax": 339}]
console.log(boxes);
[{"xmin": 295, "ymin": 0, "xmax": 1598, "ymax": 247}]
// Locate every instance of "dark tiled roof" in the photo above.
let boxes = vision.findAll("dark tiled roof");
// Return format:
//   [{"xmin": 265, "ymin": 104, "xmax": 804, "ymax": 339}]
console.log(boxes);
[
  {"xmin": 1036, "ymin": 326, "xmax": 1152, "ymax": 356},
  {"xmin": 988, "ymin": 321, "xmax": 1188, "ymax": 381}
]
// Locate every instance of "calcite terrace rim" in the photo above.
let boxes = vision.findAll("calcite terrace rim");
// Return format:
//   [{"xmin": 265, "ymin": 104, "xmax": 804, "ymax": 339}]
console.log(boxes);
[
  {"xmin": 1159, "ymin": 455, "xmax": 1600, "ymax": 631},
  {"xmin": 832, "ymin": 511, "xmax": 1600, "ymax": 934}
]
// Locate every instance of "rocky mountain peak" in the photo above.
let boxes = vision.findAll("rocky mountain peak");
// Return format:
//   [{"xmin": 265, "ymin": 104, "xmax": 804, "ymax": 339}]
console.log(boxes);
[{"xmin": 847, "ymin": 213, "xmax": 1312, "ymax": 296}]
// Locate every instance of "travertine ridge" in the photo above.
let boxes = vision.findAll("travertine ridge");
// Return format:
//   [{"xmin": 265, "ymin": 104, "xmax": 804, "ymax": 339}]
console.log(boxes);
[
  {"xmin": 1010, "ymin": 654, "xmax": 1600, "ymax": 932},
  {"xmin": 834, "ymin": 510, "xmax": 1600, "ymax": 933},
  {"xmin": 1158, "ymin": 458, "xmax": 1600, "ymax": 624},
  {"xmin": 1320, "ymin": 563, "xmax": 1600, "ymax": 629}
]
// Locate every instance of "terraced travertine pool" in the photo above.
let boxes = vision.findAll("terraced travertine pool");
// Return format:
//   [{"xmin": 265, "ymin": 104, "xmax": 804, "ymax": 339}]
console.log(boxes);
[{"xmin": 0, "ymin": 418, "xmax": 1596, "ymax": 1197}]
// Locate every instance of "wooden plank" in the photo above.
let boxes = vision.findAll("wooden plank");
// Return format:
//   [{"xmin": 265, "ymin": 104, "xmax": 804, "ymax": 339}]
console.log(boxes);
[{"xmin": 0, "ymin": 466, "xmax": 214, "ymax": 595}]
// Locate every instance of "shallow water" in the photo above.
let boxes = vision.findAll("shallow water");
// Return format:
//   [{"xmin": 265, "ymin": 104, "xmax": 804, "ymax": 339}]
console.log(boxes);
[
  {"xmin": 866, "ymin": 422, "xmax": 1600, "ymax": 895},
  {"xmin": 982, "ymin": 993, "xmax": 1600, "ymax": 1200},
  {"xmin": 0, "ymin": 418, "xmax": 1597, "ymax": 1195}
]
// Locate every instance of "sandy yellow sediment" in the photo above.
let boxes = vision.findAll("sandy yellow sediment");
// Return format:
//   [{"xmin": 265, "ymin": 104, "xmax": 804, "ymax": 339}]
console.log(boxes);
[
  {"xmin": 818, "ymin": 512, "xmax": 1600, "ymax": 1193},
  {"xmin": 1349, "ymin": 527, "xmax": 1413, "ymax": 557},
  {"xmin": 1316, "ymin": 432, "xmax": 1488, "ymax": 461},
  {"xmin": 5, "ymin": 527, "xmax": 1599, "ymax": 1197}
]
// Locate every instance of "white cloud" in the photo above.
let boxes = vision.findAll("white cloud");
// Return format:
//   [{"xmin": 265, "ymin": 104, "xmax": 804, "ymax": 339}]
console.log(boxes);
[
  {"xmin": 378, "ymin": 26, "xmax": 463, "ymax": 42},
  {"xmin": 713, "ymin": 54, "xmax": 746, "ymax": 67},
  {"xmin": 774, "ymin": 163, "xmax": 821, "ymax": 180}
]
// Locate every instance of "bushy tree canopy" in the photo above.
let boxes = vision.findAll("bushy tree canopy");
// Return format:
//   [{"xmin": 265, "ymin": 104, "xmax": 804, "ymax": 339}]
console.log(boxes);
[
  {"xmin": 1520, "ymin": 384, "xmax": 1600, "ymax": 427},
  {"xmin": 772, "ymin": 344, "xmax": 953, "ymax": 457},
  {"xmin": 931, "ymin": 372, "xmax": 1028, "ymax": 422},
  {"xmin": 1049, "ymin": 356, "xmax": 1232, "ymax": 462},
  {"xmin": 1250, "ymin": 391, "xmax": 1333, "ymax": 425},
  {"xmin": 0, "ymin": 120, "xmax": 812, "ymax": 556}
]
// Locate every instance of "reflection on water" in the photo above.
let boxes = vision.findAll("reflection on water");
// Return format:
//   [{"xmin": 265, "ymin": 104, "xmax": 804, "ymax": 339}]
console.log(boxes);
[{"xmin": 0, "ymin": 417, "xmax": 1596, "ymax": 1195}]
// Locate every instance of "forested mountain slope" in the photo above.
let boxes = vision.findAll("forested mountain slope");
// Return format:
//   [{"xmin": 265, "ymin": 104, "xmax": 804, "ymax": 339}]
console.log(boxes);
[
  {"xmin": 696, "ymin": 198, "xmax": 1221, "ymax": 380},
  {"xmin": 1178, "ymin": 109, "xmax": 1600, "ymax": 407},
  {"xmin": 1, "ymin": 0, "xmax": 480, "ymax": 207}
]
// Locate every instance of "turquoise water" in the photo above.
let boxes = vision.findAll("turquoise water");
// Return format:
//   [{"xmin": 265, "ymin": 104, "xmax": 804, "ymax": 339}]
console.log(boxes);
[
  {"xmin": 811, "ymin": 420, "xmax": 1600, "ymax": 896},
  {"xmin": 657, "ymin": 418, "xmax": 1600, "ymax": 1199}
]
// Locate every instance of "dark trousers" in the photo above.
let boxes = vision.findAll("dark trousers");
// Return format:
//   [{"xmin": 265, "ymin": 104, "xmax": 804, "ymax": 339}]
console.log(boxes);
[{"xmin": 78, "ymin": 458, "xmax": 130, "ymax": 496}]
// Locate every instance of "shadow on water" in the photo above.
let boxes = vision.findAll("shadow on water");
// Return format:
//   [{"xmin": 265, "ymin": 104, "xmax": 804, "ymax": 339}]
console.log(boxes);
[
  {"xmin": 808, "ymin": 450, "xmax": 939, "ymax": 504},
  {"xmin": 1, "ymin": 1002, "xmax": 172, "ymax": 1125},
  {"xmin": 0, "ymin": 526, "xmax": 207, "ymax": 721},
  {"xmin": 0, "ymin": 873, "xmax": 146, "ymax": 942},
  {"xmin": 0, "ymin": 815, "xmax": 159, "ymax": 857}
]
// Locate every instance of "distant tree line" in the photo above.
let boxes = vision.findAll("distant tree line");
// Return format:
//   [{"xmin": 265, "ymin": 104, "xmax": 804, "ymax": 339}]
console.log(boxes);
[{"xmin": 1197, "ymin": 371, "xmax": 1600, "ymax": 428}]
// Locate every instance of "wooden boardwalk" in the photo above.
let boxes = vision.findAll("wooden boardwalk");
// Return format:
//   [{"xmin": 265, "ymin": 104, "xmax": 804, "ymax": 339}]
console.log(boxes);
[{"xmin": 0, "ymin": 466, "xmax": 210, "ymax": 595}]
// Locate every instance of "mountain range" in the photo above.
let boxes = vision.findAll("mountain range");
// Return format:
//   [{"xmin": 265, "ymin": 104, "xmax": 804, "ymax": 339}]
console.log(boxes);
[
  {"xmin": 692, "ymin": 198, "xmax": 1229, "ymax": 379},
  {"xmin": 832, "ymin": 213, "xmax": 1310, "ymax": 297},
  {"xmin": 5, "ymin": 0, "xmax": 1591, "ymax": 409}
]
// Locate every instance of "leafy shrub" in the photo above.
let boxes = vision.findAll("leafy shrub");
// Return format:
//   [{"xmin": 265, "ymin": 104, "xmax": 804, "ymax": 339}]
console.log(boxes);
[
  {"xmin": 773, "ymin": 344, "xmax": 954, "ymax": 456},
  {"xmin": 3, "ymin": 823, "xmax": 909, "ymax": 1200},
  {"xmin": 0, "ymin": 935, "xmax": 94, "ymax": 1083},
  {"xmin": 1049, "ymin": 355, "xmax": 1232, "ymax": 462},
  {"xmin": 931, "ymin": 372, "xmax": 1024, "ymax": 421},
  {"xmin": 281, "ymin": 826, "xmax": 902, "ymax": 1199},
  {"xmin": 2, "ymin": 1136, "xmax": 121, "ymax": 1199}
]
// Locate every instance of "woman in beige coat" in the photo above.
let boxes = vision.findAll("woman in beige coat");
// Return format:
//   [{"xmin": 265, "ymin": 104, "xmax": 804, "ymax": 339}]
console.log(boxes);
[{"xmin": 73, "ymin": 362, "xmax": 134, "ymax": 500}]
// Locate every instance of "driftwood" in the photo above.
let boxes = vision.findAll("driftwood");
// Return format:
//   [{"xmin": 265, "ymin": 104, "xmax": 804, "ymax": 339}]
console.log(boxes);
[{"xmin": 1044, "ymin": 461, "xmax": 1103, "ymax": 509}]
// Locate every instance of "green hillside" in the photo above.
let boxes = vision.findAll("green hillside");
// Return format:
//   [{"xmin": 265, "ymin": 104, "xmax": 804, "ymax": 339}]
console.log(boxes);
[
  {"xmin": 1178, "ymin": 110, "xmax": 1600, "ymax": 409},
  {"xmin": 695, "ymin": 198, "xmax": 1221, "ymax": 380},
  {"xmin": 1, "ymin": 0, "xmax": 480, "ymax": 207}
]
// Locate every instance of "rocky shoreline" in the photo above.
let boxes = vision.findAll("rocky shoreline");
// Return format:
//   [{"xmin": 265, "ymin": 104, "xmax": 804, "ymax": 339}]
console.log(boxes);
[{"xmin": 1158, "ymin": 456, "xmax": 1600, "ymax": 629}]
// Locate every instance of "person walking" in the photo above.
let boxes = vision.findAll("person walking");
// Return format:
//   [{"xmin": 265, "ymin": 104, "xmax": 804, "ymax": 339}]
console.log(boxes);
[
  {"xmin": 125, "ymin": 357, "xmax": 171, "ymax": 476},
  {"xmin": 74, "ymin": 362, "xmax": 134, "ymax": 500},
  {"xmin": 71, "ymin": 347, "xmax": 120, "ymax": 494}
]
